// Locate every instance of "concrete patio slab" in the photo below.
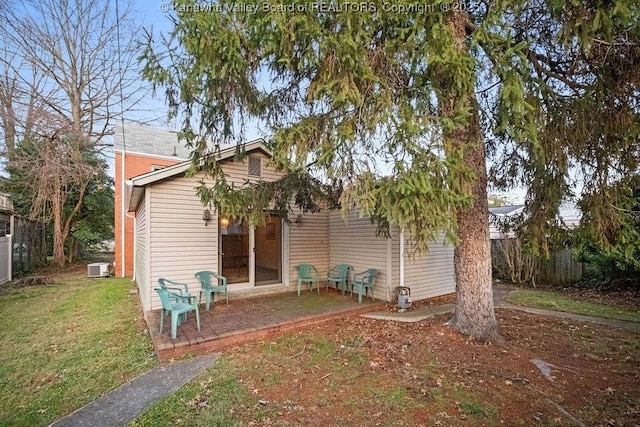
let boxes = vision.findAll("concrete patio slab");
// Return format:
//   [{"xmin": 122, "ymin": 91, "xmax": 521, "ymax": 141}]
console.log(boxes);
[{"xmin": 362, "ymin": 304, "xmax": 455, "ymax": 322}]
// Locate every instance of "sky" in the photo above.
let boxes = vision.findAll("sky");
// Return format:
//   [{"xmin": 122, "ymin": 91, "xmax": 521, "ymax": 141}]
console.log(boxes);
[
  {"xmin": 124, "ymin": 0, "xmax": 265, "ymax": 136},
  {"xmin": 126, "ymin": 1, "xmax": 177, "ymax": 129}
]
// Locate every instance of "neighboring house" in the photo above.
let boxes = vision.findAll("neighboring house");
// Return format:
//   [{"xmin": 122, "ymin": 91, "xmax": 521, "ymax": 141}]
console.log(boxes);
[
  {"xmin": 488, "ymin": 204, "xmax": 524, "ymax": 239},
  {"xmin": 114, "ymin": 123, "xmax": 192, "ymax": 277},
  {"xmin": 489, "ymin": 203, "xmax": 582, "ymax": 239},
  {"xmin": 124, "ymin": 134, "xmax": 456, "ymax": 312}
]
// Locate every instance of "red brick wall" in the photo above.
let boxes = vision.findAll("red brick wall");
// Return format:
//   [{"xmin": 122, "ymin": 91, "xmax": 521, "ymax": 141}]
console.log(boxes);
[{"xmin": 114, "ymin": 153, "xmax": 182, "ymax": 277}]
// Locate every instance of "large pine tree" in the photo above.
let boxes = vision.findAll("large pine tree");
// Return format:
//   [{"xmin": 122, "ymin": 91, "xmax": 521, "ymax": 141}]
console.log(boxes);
[{"xmin": 141, "ymin": 0, "xmax": 639, "ymax": 340}]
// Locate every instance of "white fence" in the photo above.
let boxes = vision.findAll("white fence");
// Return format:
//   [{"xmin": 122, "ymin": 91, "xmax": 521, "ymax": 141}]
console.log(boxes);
[{"xmin": 0, "ymin": 235, "xmax": 11, "ymax": 284}]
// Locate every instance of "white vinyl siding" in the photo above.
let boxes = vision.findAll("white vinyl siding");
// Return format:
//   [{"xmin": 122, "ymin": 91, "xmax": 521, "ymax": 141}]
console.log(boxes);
[
  {"xmin": 221, "ymin": 152, "xmax": 280, "ymax": 184},
  {"xmin": 143, "ymin": 152, "xmax": 290, "ymax": 310},
  {"xmin": 402, "ymin": 234, "xmax": 456, "ymax": 300},
  {"xmin": 329, "ymin": 214, "xmax": 456, "ymax": 302},
  {"xmin": 288, "ymin": 210, "xmax": 330, "ymax": 286},
  {"xmin": 134, "ymin": 196, "xmax": 150, "ymax": 311},
  {"xmin": 329, "ymin": 212, "xmax": 391, "ymax": 301},
  {"xmin": 147, "ymin": 173, "xmax": 218, "ymax": 310}
]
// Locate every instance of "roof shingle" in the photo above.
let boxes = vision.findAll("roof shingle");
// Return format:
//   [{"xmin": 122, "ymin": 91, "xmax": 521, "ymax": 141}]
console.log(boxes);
[{"xmin": 114, "ymin": 123, "xmax": 192, "ymax": 159}]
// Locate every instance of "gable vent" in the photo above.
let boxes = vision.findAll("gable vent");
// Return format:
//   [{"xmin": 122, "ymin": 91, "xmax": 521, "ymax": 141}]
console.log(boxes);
[{"xmin": 248, "ymin": 155, "xmax": 261, "ymax": 177}]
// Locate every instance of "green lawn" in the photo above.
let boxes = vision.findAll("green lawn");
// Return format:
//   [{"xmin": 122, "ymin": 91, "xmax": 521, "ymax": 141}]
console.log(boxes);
[
  {"xmin": 0, "ymin": 273, "xmax": 157, "ymax": 426},
  {"xmin": 504, "ymin": 288, "xmax": 640, "ymax": 322}
]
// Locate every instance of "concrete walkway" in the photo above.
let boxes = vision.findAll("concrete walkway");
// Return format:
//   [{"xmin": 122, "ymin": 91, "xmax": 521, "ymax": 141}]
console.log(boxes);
[
  {"xmin": 364, "ymin": 286, "xmax": 640, "ymax": 332},
  {"xmin": 495, "ymin": 301, "xmax": 640, "ymax": 332},
  {"xmin": 49, "ymin": 353, "xmax": 219, "ymax": 427}
]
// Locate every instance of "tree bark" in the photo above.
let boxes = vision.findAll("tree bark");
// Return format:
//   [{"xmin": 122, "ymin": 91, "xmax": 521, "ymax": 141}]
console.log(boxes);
[
  {"xmin": 441, "ymin": 3, "xmax": 499, "ymax": 341},
  {"xmin": 52, "ymin": 193, "xmax": 67, "ymax": 268},
  {"xmin": 447, "ymin": 111, "xmax": 499, "ymax": 340}
]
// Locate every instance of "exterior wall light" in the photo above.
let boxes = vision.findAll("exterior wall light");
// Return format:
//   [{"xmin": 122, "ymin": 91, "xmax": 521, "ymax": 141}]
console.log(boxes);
[{"xmin": 203, "ymin": 209, "xmax": 211, "ymax": 226}]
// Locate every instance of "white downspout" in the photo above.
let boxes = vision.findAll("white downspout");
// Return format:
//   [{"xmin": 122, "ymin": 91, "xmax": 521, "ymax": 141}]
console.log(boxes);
[
  {"xmin": 399, "ymin": 227, "xmax": 405, "ymax": 287},
  {"xmin": 130, "ymin": 210, "xmax": 136, "ymax": 280},
  {"xmin": 386, "ymin": 236, "xmax": 392, "ymax": 302},
  {"xmin": 119, "ymin": 123, "xmax": 126, "ymax": 277},
  {"xmin": 123, "ymin": 178, "xmax": 136, "ymax": 279},
  {"xmin": 8, "ymin": 215, "xmax": 13, "ymax": 282}
]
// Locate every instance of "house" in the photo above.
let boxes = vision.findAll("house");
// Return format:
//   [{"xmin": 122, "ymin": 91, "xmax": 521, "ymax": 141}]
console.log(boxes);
[
  {"xmin": 488, "ymin": 204, "xmax": 524, "ymax": 239},
  {"xmin": 122, "ymin": 125, "xmax": 456, "ymax": 313},
  {"xmin": 489, "ymin": 203, "xmax": 582, "ymax": 239},
  {"xmin": 114, "ymin": 123, "xmax": 192, "ymax": 277}
]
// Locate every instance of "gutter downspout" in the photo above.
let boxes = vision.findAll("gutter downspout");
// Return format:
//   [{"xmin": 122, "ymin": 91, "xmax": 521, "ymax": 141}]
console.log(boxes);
[
  {"xmin": 130, "ymin": 209, "xmax": 136, "ymax": 280},
  {"xmin": 8, "ymin": 215, "xmax": 13, "ymax": 282},
  {"xmin": 386, "ymin": 236, "xmax": 392, "ymax": 302},
  {"xmin": 123, "ymin": 177, "xmax": 136, "ymax": 279},
  {"xmin": 120, "ymin": 143, "xmax": 126, "ymax": 277},
  {"xmin": 399, "ymin": 227, "xmax": 405, "ymax": 287}
]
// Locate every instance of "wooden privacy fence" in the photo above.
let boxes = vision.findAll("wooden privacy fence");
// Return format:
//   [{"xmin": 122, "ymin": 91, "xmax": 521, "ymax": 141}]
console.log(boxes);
[
  {"xmin": 536, "ymin": 247, "xmax": 588, "ymax": 285},
  {"xmin": 491, "ymin": 239, "xmax": 589, "ymax": 286}
]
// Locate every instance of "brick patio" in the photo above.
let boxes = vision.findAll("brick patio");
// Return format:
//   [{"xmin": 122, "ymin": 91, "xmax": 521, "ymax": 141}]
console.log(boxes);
[{"xmin": 146, "ymin": 288, "xmax": 384, "ymax": 361}]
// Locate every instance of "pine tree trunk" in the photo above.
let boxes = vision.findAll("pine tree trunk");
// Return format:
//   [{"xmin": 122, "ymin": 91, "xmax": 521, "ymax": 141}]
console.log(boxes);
[
  {"xmin": 447, "ymin": 113, "xmax": 499, "ymax": 340},
  {"xmin": 441, "ymin": 3, "xmax": 499, "ymax": 341}
]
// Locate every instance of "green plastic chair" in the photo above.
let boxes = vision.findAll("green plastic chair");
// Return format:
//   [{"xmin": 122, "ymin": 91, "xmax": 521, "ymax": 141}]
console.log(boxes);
[
  {"xmin": 158, "ymin": 278, "xmax": 191, "ymax": 301},
  {"xmin": 158, "ymin": 278, "xmax": 192, "ymax": 322},
  {"xmin": 194, "ymin": 271, "xmax": 228, "ymax": 311},
  {"xmin": 327, "ymin": 264, "xmax": 352, "ymax": 295},
  {"xmin": 296, "ymin": 264, "xmax": 319, "ymax": 296},
  {"xmin": 351, "ymin": 269, "xmax": 378, "ymax": 304},
  {"xmin": 155, "ymin": 287, "xmax": 200, "ymax": 339}
]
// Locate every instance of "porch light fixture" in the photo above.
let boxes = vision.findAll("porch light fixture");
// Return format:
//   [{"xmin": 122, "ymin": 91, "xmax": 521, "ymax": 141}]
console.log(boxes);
[
  {"xmin": 220, "ymin": 216, "xmax": 229, "ymax": 228},
  {"xmin": 203, "ymin": 209, "xmax": 211, "ymax": 226},
  {"xmin": 295, "ymin": 214, "xmax": 303, "ymax": 224}
]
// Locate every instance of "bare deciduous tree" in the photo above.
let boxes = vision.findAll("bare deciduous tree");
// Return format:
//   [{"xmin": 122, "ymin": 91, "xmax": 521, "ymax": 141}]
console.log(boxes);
[
  {"xmin": 0, "ymin": 0, "xmax": 143, "ymax": 266},
  {"xmin": 7, "ymin": 125, "xmax": 101, "ymax": 266},
  {"xmin": 0, "ymin": 0, "xmax": 142, "ymax": 147}
]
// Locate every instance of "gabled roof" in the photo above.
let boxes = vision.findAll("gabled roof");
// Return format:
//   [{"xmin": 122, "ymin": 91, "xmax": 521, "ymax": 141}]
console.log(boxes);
[
  {"xmin": 488, "ymin": 202, "xmax": 582, "ymax": 239},
  {"xmin": 114, "ymin": 122, "xmax": 192, "ymax": 160},
  {"xmin": 125, "ymin": 139, "xmax": 270, "ymax": 212}
]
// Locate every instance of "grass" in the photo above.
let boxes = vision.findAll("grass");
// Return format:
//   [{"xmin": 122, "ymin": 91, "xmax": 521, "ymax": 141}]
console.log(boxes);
[
  {"xmin": 504, "ymin": 288, "xmax": 640, "ymax": 322},
  {"xmin": 130, "ymin": 287, "xmax": 640, "ymax": 426},
  {"xmin": 131, "ymin": 357, "xmax": 252, "ymax": 427},
  {"xmin": 0, "ymin": 272, "xmax": 157, "ymax": 426},
  {"xmin": 1, "ymin": 267, "xmax": 637, "ymax": 426}
]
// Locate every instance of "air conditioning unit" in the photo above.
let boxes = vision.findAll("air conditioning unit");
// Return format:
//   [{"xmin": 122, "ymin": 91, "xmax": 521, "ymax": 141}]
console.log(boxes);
[{"xmin": 87, "ymin": 262, "xmax": 111, "ymax": 278}]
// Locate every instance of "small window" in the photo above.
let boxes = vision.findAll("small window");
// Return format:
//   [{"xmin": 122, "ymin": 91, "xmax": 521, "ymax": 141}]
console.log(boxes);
[{"xmin": 248, "ymin": 155, "xmax": 261, "ymax": 178}]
